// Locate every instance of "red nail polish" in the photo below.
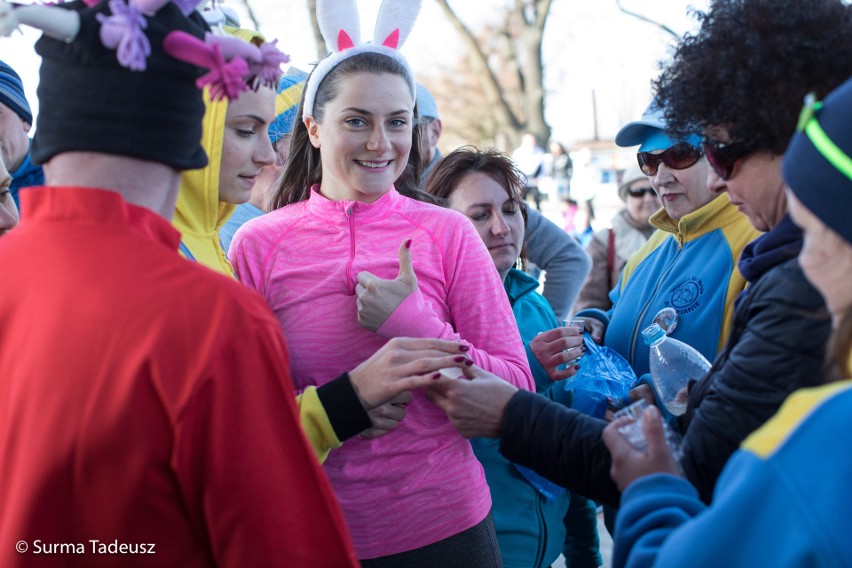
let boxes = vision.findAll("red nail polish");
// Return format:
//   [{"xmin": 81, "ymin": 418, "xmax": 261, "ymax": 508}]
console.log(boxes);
[
  {"xmin": 465, "ymin": 360, "xmax": 474, "ymax": 366},
  {"xmin": 459, "ymin": 345, "xmax": 470, "ymax": 352},
  {"xmin": 574, "ymin": 365, "xmax": 581, "ymax": 371},
  {"xmin": 432, "ymin": 372, "xmax": 441, "ymax": 379},
  {"xmin": 405, "ymin": 239, "xmax": 412, "ymax": 249},
  {"xmin": 454, "ymin": 356, "xmax": 465, "ymax": 362}
]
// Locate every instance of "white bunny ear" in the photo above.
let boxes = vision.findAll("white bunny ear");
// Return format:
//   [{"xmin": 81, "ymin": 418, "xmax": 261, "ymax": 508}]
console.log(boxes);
[
  {"xmin": 373, "ymin": 0, "xmax": 421, "ymax": 49},
  {"xmin": 316, "ymin": 0, "xmax": 360, "ymax": 54}
]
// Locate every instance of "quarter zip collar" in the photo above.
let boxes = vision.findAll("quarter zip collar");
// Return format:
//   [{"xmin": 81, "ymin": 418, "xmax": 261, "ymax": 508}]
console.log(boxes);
[
  {"xmin": 306, "ymin": 183, "xmax": 402, "ymax": 222},
  {"xmin": 649, "ymin": 192, "xmax": 743, "ymax": 247}
]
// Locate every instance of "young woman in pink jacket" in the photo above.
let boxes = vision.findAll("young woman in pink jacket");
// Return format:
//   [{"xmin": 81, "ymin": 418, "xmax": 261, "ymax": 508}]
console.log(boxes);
[{"xmin": 228, "ymin": 1, "xmax": 534, "ymax": 565}]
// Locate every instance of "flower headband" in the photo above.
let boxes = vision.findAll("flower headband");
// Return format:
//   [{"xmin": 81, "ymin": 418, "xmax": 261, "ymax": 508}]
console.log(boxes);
[{"xmin": 302, "ymin": 0, "xmax": 421, "ymax": 119}]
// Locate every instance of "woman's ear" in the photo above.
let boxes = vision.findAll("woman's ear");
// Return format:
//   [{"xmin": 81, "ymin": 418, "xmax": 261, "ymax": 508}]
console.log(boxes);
[{"xmin": 305, "ymin": 117, "xmax": 321, "ymax": 149}]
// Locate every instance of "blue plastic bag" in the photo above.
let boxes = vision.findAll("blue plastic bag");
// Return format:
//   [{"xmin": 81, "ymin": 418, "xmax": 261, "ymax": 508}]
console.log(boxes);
[{"xmin": 562, "ymin": 333, "xmax": 637, "ymax": 409}]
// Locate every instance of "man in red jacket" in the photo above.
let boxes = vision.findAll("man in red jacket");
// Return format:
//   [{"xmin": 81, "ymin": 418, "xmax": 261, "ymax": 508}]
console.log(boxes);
[{"xmin": 0, "ymin": 3, "xmax": 359, "ymax": 566}]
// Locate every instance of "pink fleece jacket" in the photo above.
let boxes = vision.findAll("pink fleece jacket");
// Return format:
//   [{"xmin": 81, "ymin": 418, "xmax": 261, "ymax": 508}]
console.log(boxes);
[{"xmin": 229, "ymin": 186, "xmax": 534, "ymax": 558}]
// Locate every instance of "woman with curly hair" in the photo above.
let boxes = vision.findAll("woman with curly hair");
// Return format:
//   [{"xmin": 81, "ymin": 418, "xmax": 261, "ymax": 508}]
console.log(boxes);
[{"xmin": 605, "ymin": 74, "xmax": 852, "ymax": 568}]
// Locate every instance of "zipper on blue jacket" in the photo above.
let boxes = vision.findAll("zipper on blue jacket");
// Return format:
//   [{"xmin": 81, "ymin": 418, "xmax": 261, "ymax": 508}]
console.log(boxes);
[{"xmin": 627, "ymin": 246, "xmax": 683, "ymax": 364}]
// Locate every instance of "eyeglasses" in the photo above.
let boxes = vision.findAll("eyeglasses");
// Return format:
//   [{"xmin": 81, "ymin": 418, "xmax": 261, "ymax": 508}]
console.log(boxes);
[
  {"xmin": 627, "ymin": 187, "xmax": 656, "ymax": 198},
  {"xmin": 702, "ymin": 138, "xmax": 755, "ymax": 180},
  {"xmin": 637, "ymin": 143, "xmax": 703, "ymax": 176}
]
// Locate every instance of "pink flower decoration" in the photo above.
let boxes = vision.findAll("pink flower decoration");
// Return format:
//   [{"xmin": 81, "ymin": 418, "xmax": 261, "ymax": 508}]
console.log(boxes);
[
  {"xmin": 163, "ymin": 31, "xmax": 249, "ymax": 101},
  {"xmin": 252, "ymin": 39, "xmax": 290, "ymax": 88}
]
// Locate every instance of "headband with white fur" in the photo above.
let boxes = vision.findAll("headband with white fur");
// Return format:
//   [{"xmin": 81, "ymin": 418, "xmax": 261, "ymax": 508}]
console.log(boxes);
[{"xmin": 302, "ymin": 0, "xmax": 420, "ymax": 119}]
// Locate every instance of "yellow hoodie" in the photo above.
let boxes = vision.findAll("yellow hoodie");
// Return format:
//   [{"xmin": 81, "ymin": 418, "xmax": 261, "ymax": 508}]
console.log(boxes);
[
  {"xmin": 172, "ymin": 30, "xmax": 350, "ymax": 462},
  {"xmin": 173, "ymin": 90, "xmax": 236, "ymax": 276}
]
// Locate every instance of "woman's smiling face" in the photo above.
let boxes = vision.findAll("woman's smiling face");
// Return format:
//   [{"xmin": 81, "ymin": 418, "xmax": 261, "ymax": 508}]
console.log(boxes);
[{"xmin": 306, "ymin": 72, "xmax": 413, "ymax": 203}]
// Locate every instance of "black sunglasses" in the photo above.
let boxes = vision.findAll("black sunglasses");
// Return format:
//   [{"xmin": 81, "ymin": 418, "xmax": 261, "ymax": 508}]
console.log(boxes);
[
  {"xmin": 701, "ymin": 138, "xmax": 756, "ymax": 180},
  {"xmin": 626, "ymin": 187, "xmax": 656, "ymax": 198},
  {"xmin": 637, "ymin": 143, "xmax": 704, "ymax": 176}
]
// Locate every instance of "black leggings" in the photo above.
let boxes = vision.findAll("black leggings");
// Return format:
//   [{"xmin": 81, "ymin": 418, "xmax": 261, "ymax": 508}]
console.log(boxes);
[{"xmin": 359, "ymin": 512, "xmax": 503, "ymax": 568}]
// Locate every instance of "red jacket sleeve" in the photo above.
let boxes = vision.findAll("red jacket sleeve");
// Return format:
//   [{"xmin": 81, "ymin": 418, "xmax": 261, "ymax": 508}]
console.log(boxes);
[{"xmin": 172, "ymin": 316, "xmax": 359, "ymax": 567}]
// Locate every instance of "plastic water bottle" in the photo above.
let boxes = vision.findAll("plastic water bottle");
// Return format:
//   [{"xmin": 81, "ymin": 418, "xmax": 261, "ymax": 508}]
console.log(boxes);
[{"xmin": 641, "ymin": 323, "xmax": 711, "ymax": 416}]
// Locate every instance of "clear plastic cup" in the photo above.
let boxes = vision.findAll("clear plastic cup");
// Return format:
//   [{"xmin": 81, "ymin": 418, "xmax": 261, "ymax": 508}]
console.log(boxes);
[{"xmin": 613, "ymin": 399, "xmax": 683, "ymax": 461}]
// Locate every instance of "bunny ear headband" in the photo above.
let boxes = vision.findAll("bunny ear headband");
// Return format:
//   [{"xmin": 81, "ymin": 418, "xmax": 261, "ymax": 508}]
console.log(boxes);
[
  {"xmin": 0, "ymin": 0, "xmax": 288, "ymax": 100},
  {"xmin": 302, "ymin": 0, "xmax": 421, "ymax": 119}
]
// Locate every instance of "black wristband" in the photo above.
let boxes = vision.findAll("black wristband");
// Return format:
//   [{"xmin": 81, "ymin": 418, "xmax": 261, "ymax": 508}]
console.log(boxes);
[{"xmin": 316, "ymin": 372, "xmax": 373, "ymax": 442}]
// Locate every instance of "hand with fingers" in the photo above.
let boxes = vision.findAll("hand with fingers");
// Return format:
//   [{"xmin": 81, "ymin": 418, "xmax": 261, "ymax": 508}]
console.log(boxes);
[
  {"xmin": 530, "ymin": 325, "xmax": 585, "ymax": 381},
  {"xmin": 602, "ymin": 405, "xmax": 683, "ymax": 492},
  {"xmin": 425, "ymin": 364, "xmax": 518, "ymax": 439},
  {"xmin": 356, "ymin": 238, "xmax": 417, "ymax": 332},
  {"xmin": 359, "ymin": 392, "xmax": 412, "ymax": 439},
  {"xmin": 573, "ymin": 316, "xmax": 605, "ymax": 344},
  {"xmin": 348, "ymin": 337, "xmax": 473, "ymax": 410}
]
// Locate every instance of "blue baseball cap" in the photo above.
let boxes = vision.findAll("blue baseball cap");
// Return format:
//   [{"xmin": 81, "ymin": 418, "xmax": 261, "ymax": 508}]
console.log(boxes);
[{"xmin": 616, "ymin": 100, "xmax": 701, "ymax": 152}]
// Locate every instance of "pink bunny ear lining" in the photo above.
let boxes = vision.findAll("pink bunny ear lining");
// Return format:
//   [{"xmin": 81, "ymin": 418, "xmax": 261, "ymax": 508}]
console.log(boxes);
[
  {"xmin": 337, "ymin": 29, "xmax": 354, "ymax": 50},
  {"xmin": 381, "ymin": 28, "xmax": 399, "ymax": 49}
]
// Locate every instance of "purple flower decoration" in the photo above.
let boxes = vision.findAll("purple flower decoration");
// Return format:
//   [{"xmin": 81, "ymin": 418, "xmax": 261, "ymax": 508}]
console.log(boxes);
[
  {"xmin": 252, "ymin": 39, "xmax": 290, "ymax": 88},
  {"xmin": 96, "ymin": 0, "xmax": 150, "ymax": 71}
]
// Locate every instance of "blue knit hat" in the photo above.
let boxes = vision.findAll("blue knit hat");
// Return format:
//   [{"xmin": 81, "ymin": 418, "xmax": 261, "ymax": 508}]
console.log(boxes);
[
  {"xmin": 268, "ymin": 69, "xmax": 307, "ymax": 145},
  {"xmin": 0, "ymin": 60, "xmax": 33, "ymax": 126},
  {"xmin": 784, "ymin": 77, "xmax": 852, "ymax": 246}
]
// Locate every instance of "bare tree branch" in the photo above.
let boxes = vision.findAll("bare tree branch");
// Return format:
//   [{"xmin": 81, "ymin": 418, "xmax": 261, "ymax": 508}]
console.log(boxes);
[
  {"xmin": 434, "ymin": 0, "xmax": 523, "ymax": 134},
  {"xmin": 615, "ymin": 0, "xmax": 682, "ymax": 42}
]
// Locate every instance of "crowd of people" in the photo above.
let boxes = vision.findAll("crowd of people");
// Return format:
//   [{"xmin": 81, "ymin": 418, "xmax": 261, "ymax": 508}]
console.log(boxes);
[{"xmin": 0, "ymin": 0, "xmax": 850, "ymax": 567}]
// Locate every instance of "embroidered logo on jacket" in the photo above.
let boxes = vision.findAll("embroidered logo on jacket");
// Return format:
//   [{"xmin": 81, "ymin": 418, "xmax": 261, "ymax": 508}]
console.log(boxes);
[{"xmin": 666, "ymin": 277, "xmax": 705, "ymax": 314}]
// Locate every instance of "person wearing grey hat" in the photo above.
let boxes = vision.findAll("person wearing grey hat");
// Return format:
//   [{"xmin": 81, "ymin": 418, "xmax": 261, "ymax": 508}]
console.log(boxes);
[
  {"xmin": 602, "ymin": 74, "xmax": 852, "ymax": 568},
  {"xmin": 416, "ymin": 83, "xmax": 443, "ymax": 188},
  {"xmin": 573, "ymin": 163, "xmax": 659, "ymax": 312},
  {"xmin": 0, "ymin": 59, "xmax": 43, "ymax": 208}
]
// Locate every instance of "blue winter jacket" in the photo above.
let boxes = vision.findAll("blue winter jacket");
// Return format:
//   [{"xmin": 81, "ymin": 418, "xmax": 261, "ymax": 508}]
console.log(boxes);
[
  {"xmin": 614, "ymin": 380, "xmax": 852, "ymax": 568},
  {"xmin": 10, "ymin": 144, "xmax": 44, "ymax": 209},
  {"xmin": 472, "ymin": 269, "xmax": 599, "ymax": 568}
]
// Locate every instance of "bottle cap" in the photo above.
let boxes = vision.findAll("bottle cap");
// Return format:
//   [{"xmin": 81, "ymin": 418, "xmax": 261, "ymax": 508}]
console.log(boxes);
[{"xmin": 641, "ymin": 323, "xmax": 666, "ymax": 346}]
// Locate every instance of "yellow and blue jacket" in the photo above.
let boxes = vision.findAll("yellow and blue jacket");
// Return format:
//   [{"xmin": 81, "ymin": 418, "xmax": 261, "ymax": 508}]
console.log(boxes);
[{"xmin": 588, "ymin": 193, "xmax": 761, "ymax": 377}]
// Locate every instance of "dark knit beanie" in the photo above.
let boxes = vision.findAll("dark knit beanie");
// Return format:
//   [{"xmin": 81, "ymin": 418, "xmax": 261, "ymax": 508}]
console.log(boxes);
[
  {"xmin": 30, "ymin": 1, "xmax": 209, "ymax": 170},
  {"xmin": 783, "ymin": 77, "xmax": 852, "ymax": 246},
  {"xmin": 0, "ymin": 60, "xmax": 33, "ymax": 126}
]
